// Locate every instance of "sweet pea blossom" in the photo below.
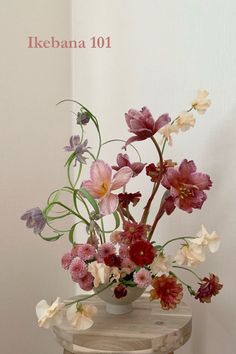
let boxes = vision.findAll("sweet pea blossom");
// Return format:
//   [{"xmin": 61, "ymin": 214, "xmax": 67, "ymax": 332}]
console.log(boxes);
[
  {"xmin": 175, "ymin": 243, "xmax": 205, "ymax": 267},
  {"xmin": 82, "ymin": 160, "xmax": 133, "ymax": 215},
  {"xmin": 176, "ymin": 112, "xmax": 196, "ymax": 132},
  {"xmin": 88, "ymin": 261, "xmax": 110, "ymax": 287},
  {"xmin": 192, "ymin": 90, "xmax": 211, "ymax": 114},
  {"xmin": 36, "ymin": 297, "xmax": 65, "ymax": 328},
  {"xmin": 150, "ymin": 254, "xmax": 173, "ymax": 275},
  {"xmin": 159, "ymin": 123, "xmax": 179, "ymax": 146},
  {"xmin": 112, "ymin": 153, "xmax": 146, "ymax": 177},
  {"xmin": 67, "ymin": 303, "xmax": 97, "ymax": 330},
  {"xmin": 162, "ymin": 159, "xmax": 212, "ymax": 213},
  {"xmin": 125, "ymin": 106, "xmax": 170, "ymax": 146},
  {"xmin": 21, "ymin": 207, "xmax": 46, "ymax": 234},
  {"xmin": 191, "ymin": 225, "xmax": 220, "ymax": 253}
]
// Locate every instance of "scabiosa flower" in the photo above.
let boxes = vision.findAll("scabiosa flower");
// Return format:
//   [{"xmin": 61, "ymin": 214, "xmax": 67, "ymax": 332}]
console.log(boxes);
[
  {"xmin": 77, "ymin": 111, "xmax": 90, "ymax": 125},
  {"xmin": 104, "ymin": 254, "xmax": 122, "ymax": 268},
  {"xmin": 119, "ymin": 244, "xmax": 130, "ymax": 259},
  {"xmin": 61, "ymin": 252, "xmax": 73, "ymax": 270},
  {"xmin": 69, "ymin": 257, "xmax": 87, "ymax": 282},
  {"xmin": 64, "ymin": 135, "xmax": 90, "ymax": 165},
  {"xmin": 118, "ymin": 192, "xmax": 141, "ymax": 208},
  {"xmin": 98, "ymin": 243, "xmax": 116, "ymax": 259},
  {"xmin": 125, "ymin": 107, "xmax": 171, "ymax": 146},
  {"xmin": 64, "ymin": 135, "xmax": 81, "ymax": 152},
  {"xmin": 150, "ymin": 275, "xmax": 183, "ymax": 310},
  {"xmin": 161, "ymin": 159, "xmax": 212, "ymax": 214},
  {"xmin": 112, "ymin": 153, "xmax": 146, "ymax": 177},
  {"xmin": 77, "ymin": 244, "xmax": 96, "ymax": 261},
  {"xmin": 78, "ymin": 272, "xmax": 94, "ymax": 291},
  {"xmin": 120, "ymin": 221, "xmax": 149, "ymax": 245},
  {"xmin": 146, "ymin": 160, "xmax": 177, "ymax": 183},
  {"xmin": 133, "ymin": 268, "xmax": 152, "ymax": 288},
  {"xmin": 195, "ymin": 274, "xmax": 223, "ymax": 303},
  {"xmin": 21, "ymin": 207, "xmax": 46, "ymax": 234},
  {"xmin": 114, "ymin": 284, "xmax": 127, "ymax": 299},
  {"xmin": 129, "ymin": 240, "xmax": 156, "ymax": 266}
]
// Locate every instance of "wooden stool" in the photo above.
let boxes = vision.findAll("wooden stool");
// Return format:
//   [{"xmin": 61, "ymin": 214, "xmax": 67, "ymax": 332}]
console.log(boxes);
[{"xmin": 53, "ymin": 293, "xmax": 192, "ymax": 354}]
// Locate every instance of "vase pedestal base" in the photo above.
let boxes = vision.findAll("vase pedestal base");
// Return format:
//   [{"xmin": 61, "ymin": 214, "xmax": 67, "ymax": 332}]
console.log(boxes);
[{"xmin": 105, "ymin": 302, "xmax": 133, "ymax": 315}]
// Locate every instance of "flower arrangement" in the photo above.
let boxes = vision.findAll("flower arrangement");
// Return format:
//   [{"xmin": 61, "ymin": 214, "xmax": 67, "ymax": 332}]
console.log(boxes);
[{"xmin": 22, "ymin": 90, "xmax": 222, "ymax": 331}]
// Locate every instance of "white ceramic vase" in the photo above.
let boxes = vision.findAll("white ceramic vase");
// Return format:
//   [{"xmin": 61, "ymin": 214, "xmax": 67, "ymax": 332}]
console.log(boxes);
[{"xmin": 96, "ymin": 285, "xmax": 145, "ymax": 315}]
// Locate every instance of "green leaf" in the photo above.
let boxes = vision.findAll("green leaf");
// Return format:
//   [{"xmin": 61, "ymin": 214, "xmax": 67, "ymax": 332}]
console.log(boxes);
[
  {"xmin": 79, "ymin": 188, "xmax": 99, "ymax": 214},
  {"xmin": 64, "ymin": 152, "xmax": 76, "ymax": 167},
  {"xmin": 120, "ymin": 279, "xmax": 137, "ymax": 287},
  {"xmin": 104, "ymin": 211, "xmax": 120, "ymax": 233},
  {"xmin": 38, "ymin": 232, "xmax": 64, "ymax": 242}
]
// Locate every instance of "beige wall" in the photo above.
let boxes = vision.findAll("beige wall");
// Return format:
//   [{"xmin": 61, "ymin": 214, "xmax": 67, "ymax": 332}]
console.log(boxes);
[{"xmin": 0, "ymin": 1, "xmax": 73, "ymax": 354}]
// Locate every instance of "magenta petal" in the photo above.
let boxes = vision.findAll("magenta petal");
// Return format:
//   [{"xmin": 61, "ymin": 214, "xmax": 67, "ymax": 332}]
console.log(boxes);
[
  {"xmin": 99, "ymin": 193, "xmax": 119, "ymax": 215},
  {"xmin": 164, "ymin": 168, "xmax": 180, "ymax": 188},
  {"xmin": 131, "ymin": 162, "xmax": 146, "ymax": 176},
  {"xmin": 164, "ymin": 196, "xmax": 176, "ymax": 215},
  {"xmin": 125, "ymin": 135, "xmax": 144, "ymax": 147},
  {"xmin": 189, "ymin": 173, "xmax": 212, "ymax": 190},
  {"xmin": 179, "ymin": 159, "xmax": 197, "ymax": 179},
  {"xmin": 82, "ymin": 180, "xmax": 103, "ymax": 198},
  {"xmin": 117, "ymin": 153, "xmax": 130, "ymax": 167},
  {"xmin": 154, "ymin": 113, "xmax": 171, "ymax": 132}
]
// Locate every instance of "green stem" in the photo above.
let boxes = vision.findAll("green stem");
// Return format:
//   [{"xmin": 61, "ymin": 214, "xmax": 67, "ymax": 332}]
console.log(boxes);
[
  {"xmin": 64, "ymin": 282, "xmax": 114, "ymax": 306},
  {"xmin": 100, "ymin": 218, "xmax": 106, "ymax": 243},
  {"xmin": 172, "ymin": 265, "xmax": 202, "ymax": 281},
  {"xmin": 46, "ymin": 201, "xmax": 89, "ymax": 225},
  {"xmin": 161, "ymin": 236, "xmax": 195, "ymax": 249},
  {"xmin": 169, "ymin": 271, "xmax": 190, "ymax": 288}
]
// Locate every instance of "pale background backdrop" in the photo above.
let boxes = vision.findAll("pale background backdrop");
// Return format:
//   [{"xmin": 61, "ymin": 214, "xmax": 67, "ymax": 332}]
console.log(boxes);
[{"xmin": 1, "ymin": 0, "xmax": 236, "ymax": 353}]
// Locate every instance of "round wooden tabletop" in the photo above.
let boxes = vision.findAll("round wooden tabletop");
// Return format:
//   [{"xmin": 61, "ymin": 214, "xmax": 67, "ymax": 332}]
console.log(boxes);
[{"xmin": 53, "ymin": 293, "xmax": 192, "ymax": 354}]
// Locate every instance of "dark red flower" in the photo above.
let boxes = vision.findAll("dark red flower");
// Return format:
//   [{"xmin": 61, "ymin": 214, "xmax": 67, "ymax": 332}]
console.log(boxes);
[
  {"xmin": 150, "ymin": 275, "xmax": 183, "ymax": 310},
  {"xmin": 125, "ymin": 107, "xmax": 170, "ymax": 146},
  {"xmin": 129, "ymin": 239, "xmax": 156, "ymax": 266},
  {"xmin": 112, "ymin": 153, "xmax": 146, "ymax": 177},
  {"xmin": 118, "ymin": 192, "xmax": 141, "ymax": 208},
  {"xmin": 114, "ymin": 284, "xmax": 127, "ymax": 299},
  {"xmin": 121, "ymin": 222, "xmax": 149, "ymax": 245},
  {"xmin": 146, "ymin": 160, "xmax": 177, "ymax": 183},
  {"xmin": 195, "ymin": 273, "xmax": 223, "ymax": 303},
  {"xmin": 161, "ymin": 159, "xmax": 212, "ymax": 214},
  {"xmin": 104, "ymin": 254, "xmax": 122, "ymax": 268}
]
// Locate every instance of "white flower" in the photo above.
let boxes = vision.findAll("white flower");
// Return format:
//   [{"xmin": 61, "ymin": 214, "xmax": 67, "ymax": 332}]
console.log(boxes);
[
  {"xmin": 150, "ymin": 254, "xmax": 173, "ymax": 275},
  {"xmin": 67, "ymin": 303, "xmax": 97, "ymax": 331},
  {"xmin": 176, "ymin": 112, "xmax": 196, "ymax": 132},
  {"xmin": 192, "ymin": 90, "xmax": 211, "ymax": 114},
  {"xmin": 88, "ymin": 261, "xmax": 110, "ymax": 287},
  {"xmin": 36, "ymin": 297, "xmax": 65, "ymax": 328},
  {"xmin": 175, "ymin": 243, "xmax": 205, "ymax": 267},
  {"xmin": 159, "ymin": 124, "xmax": 179, "ymax": 146},
  {"xmin": 191, "ymin": 225, "xmax": 220, "ymax": 253}
]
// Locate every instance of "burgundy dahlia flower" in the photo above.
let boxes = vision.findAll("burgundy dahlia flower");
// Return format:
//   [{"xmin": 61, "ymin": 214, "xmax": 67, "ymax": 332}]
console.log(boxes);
[
  {"xmin": 121, "ymin": 221, "xmax": 149, "ymax": 245},
  {"xmin": 112, "ymin": 153, "xmax": 146, "ymax": 177},
  {"xmin": 118, "ymin": 192, "xmax": 141, "ymax": 208},
  {"xmin": 162, "ymin": 159, "xmax": 212, "ymax": 214},
  {"xmin": 125, "ymin": 107, "xmax": 170, "ymax": 146},
  {"xmin": 129, "ymin": 239, "xmax": 156, "ymax": 266},
  {"xmin": 150, "ymin": 275, "xmax": 183, "ymax": 310},
  {"xmin": 195, "ymin": 273, "xmax": 223, "ymax": 303},
  {"xmin": 104, "ymin": 254, "xmax": 122, "ymax": 268},
  {"xmin": 114, "ymin": 284, "xmax": 127, "ymax": 299}
]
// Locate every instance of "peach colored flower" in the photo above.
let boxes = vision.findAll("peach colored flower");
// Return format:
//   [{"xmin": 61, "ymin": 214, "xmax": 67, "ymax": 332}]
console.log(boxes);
[
  {"xmin": 87, "ymin": 261, "xmax": 110, "ymax": 287},
  {"xmin": 192, "ymin": 90, "xmax": 211, "ymax": 114},
  {"xmin": 67, "ymin": 303, "xmax": 97, "ymax": 330},
  {"xmin": 191, "ymin": 225, "xmax": 220, "ymax": 253},
  {"xmin": 150, "ymin": 254, "xmax": 173, "ymax": 275},
  {"xmin": 36, "ymin": 297, "xmax": 65, "ymax": 328},
  {"xmin": 175, "ymin": 243, "xmax": 205, "ymax": 267},
  {"xmin": 159, "ymin": 124, "xmax": 179, "ymax": 146},
  {"xmin": 82, "ymin": 160, "xmax": 132, "ymax": 215},
  {"xmin": 176, "ymin": 112, "xmax": 195, "ymax": 132}
]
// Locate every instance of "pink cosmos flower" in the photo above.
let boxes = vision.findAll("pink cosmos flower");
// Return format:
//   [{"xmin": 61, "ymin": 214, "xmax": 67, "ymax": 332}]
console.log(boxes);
[
  {"xmin": 69, "ymin": 257, "xmax": 87, "ymax": 282},
  {"xmin": 134, "ymin": 268, "xmax": 152, "ymax": 288},
  {"xmin": 112, "ymin": 153, "xmax": 146, "ymax": 177},
  {"xmin": 61, "ymin": 252, "xmax": 73, "ymax": 270},
  {"xmin": 77, "ymin": 244, "xmax": 96, "ymax": 261},
  {"xmin": 82, "ymin": 160, "xmax": 133, "ymax": 215},
  {"xmin": 162, "ymin": 159, "xmax": 212, "ymax": 214},
  {"xmin": 78, "ymin": 272, "xmax": 94, "ymax": 291},
  {"xmin": 98, "ymin": 243, "xmax": 116, "ymax": 260},
  {"xmin": 125, "ymin": 107, "xmax": 170, "ymax": 146}
]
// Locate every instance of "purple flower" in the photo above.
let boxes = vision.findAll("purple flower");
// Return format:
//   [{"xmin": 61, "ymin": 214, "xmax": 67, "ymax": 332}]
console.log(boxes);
[
  {"xmin": 21, "ymin": 207, "xmax": 46, "ymax": 234},
  {"xmin": 162, "ymin": 159, "xmax": 212, "ymax": 214},
  {"xmin": 77, "ymin": 112, "xmax": 90, "ymax": 125},
  {"xmin": 64, "ymin": 135, "xmax": 90, "ymax": 165},
  {"xmin": 125, "ymin": 107, "xmax": 170, "ymax": 146},
  {"xmin": 112, "ymin": 153, "xmax": 146, "ymax": 177}
]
